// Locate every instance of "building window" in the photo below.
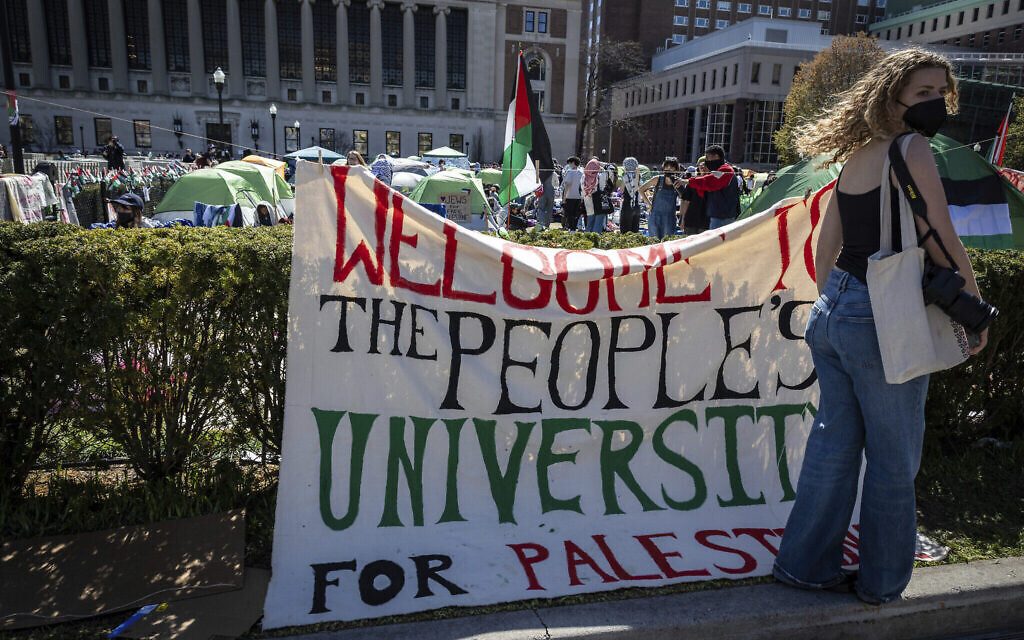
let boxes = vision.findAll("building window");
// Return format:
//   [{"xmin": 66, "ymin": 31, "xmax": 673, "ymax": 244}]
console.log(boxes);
[
  {"xmin": 818, "ymin": 10, "xmax": 831, "ymax": 20},
  {"xmin": 932, "ymin": 17, "xmax": 938, "ymax": 30},
  {"xmin": 355, "ymin": 92, "xmax": 366, "ymax": 105},
  {"xmin": 201, "ymin": 0, "xmax": 229, "ymax": 72},
  {"xmin": 55, "ymin": 116, "xmax": 75, "ymax": 145},
  {"xmin": 908, "ymin": 24, "xmax": 913, "ymax": 36},
  {"xmin": 758, "ymin": 4, "xmax": 771, "ymax": 15},
  {"xmin": 738, "ymin": 3, "xmax": 751, "ymax": 12},
  {"xmin": 124, "ymin": 0, "xmax": 151, "ymax": 70},
  {"xmin": 718, "ymin": 1, "xmax": 731, "ymax": 10},
  {"xmin": 799, "ymin": 8, "xmax": 811, "ymax": 18},
  {"xmin": 278, "ymin": 0, "xmax": 302, "ymax": 79},
  {"xmin": 419, "ymin": 95, "xmax": 429, "ymax": 108},
  {"xmin": 322, "ymin": 90, "xmax": 333, "ymax": 103},
  {"xmin": 697, "ymin": 0, "xmax": 710, "ymax": 9},
  {"xmin": 674, "ymin": 15, "xmax": 688, "ymax": 25},
  {"xmin": 418, "ymin": 132, "xmax": 433, "ymax": 155},
  {"xmin": 733, "ymin": 62, "xmax": 738, "ymax": 85},
  {"xmin": 382, "ymin": 2, "xmax": 403, "ymax": 85},
  {"xmin": 415, "ymin": 9, "xmax": 435, "ymax": 87},
  {"xmin": 1015, "ymin": 25, "xmax": 1022, "ymax": 39},
  {"xmin": 705, "ymin": 103, "xmax": 733, "ymax": 150},
  {"xmin": 449, "ymin": 133, "xmax": 464, "ymax": 152},
  {"xmin": 855, "ymin": 14, "xmax": 867, "ymax": 23},
  {"xmin": 452, "ymin": 96, "xmax": 462, "ymax": 110},
  {"xmin": 163, "ymin": 0, "xmax": 190, "ymax": 72},
  {"xmin": 716, "ymin": 19, "xmax": 729, "ymax": 28},
  {"xmin": 320, "ymin": 128, "xmax": 336, "ymax": 151},
  {"xmin": 744, "ymin": 100, "xmax": 783, "ymax": 165},
  {"xmin": 20, "ymin": 115, "xmax": 36, "ymax": 145},
  {"xmin": 857, "ymin": 0, "xmax": 869, "ymax": 5},
  {"xmin": 983, "ymin": 33, "xmax": 991, "ymax": 47},
  {"xmin": 701, "ymin": 71, "xmax": 706, "ymax": 91},
  {"xmin": 539, "ymin": 11, "xmax": 549, "ymax": 33},
  {"xmin": 958, "ymin": 11, "xmax": 964, "ymax": 24},
  {"xmin": 896, "ymin": 26, "xmax": 902, "ymax": 37},
  {"xmin": 240, "ymin": 0, "xmax": 266, "ymax": 76},
  {"xmin": 5, "ymin": 0, "xmax": 31, "ymax": 63},
  {"xmin": 137, "ymin": 79, "xmax": 148, "ymax": 93},
  {"xmin": 287, "ymin": 88, "xmax": 297, "ymax": 101},
  {"xmin": 57, "ymin": 74, "xmax": 70, "ymax": 89},
  {"xmin": 98, "ymin": 77, "xmax": 109, "ymax": 91},
  {"xmin": 284, "ymin": 126, "xmax": 299, "ymax": 153},
  {"xmin": 778, "ymin": 7, "xmax": 792, "ymax": 16},
  {"xmin": 388, "ymin": 94, "xmax": 398, "ymax": 107},
  {"xmin": 696, "ymin": 17, "xmax": 710, "ymax": 27},
  {"xmin": 84, "ymin": 0, "xmax": 111, "ymax": 67},
  {"xmin": 525, "ymin": 9, "xmax": 535, "ymax": 32},
  {"xmin": 386, "ymin": 131, "xmax": 401, "ymax": 156},
  {"xmin": 314, "ymin": 0, "xmax": 337, "ymax": 81},
  {"xmin": 350, "ymin": 1, "xmax": 370, "ymax": 83},
  {"xmin": 771, "ymin": 63, "xmax": 782, "ymax": 85},
  {"xmin": 1004, "ymin": 0, "xmax": 1010, "ymax": 13},
  {"xmin": 972, "ymin": 7, "xmax": 979, "ymax": 20},
  {"xmin": 711, "ymin": 69, "xmax": 717, "ymax": 89},
  {"xmin": 998, "ymin": 29, "xmax": 1006, "ymax": 43},
  {"xmin": 133, "ymin": 120, "xmax": 152, "ymax": 148},
  {"xmin": 751, "ymin": 61, "xmax": 760, "ymax": 83},
  {"xmin": 987, "ymin": 3, "xmax": 994, "ymax": 17},
  {"xmin": 676, "ymin": 0, "xmax": 689, "ymax": 6},
  {"xmin": 45, "ymin": 0, "xmax": 72, "ymax": 65},
  {"xmin": 672, "ymin": 33, "xmax": 687, "ymax": 43},
  {"xmin": 447, "ymin": 8, "xmax": 467, "ymax": 90},
  {"xmin": 353, "ymin": 129, "xmax": 368, "ymax": 155}
]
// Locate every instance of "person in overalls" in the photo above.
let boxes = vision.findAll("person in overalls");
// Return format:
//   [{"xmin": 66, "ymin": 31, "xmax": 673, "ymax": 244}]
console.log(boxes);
[{"xmin": 640, "ymin": 156, "xmax": 682, "ymax": 239}]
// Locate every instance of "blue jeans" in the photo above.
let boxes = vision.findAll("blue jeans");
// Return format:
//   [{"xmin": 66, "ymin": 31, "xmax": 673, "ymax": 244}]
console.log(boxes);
[
  {"xmin": 774, "ymin": 269, "xmax": 929, "ymax": 604},
  {"xmin": 709, "ymin": 216, "xmax": 737, "ymax": 230},
  {"xmin": 586, "ymin": 214, "xmax": 607, "ymax": 233},
  {"xmin": 648, "ymin": 209, "xmax": 676, "ymax": 238}
]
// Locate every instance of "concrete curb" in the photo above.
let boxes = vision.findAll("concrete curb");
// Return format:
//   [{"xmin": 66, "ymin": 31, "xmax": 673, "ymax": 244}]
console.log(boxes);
[{"xmin": 277, "ymin": 557, "xmax": 1024, "ymax": 639}]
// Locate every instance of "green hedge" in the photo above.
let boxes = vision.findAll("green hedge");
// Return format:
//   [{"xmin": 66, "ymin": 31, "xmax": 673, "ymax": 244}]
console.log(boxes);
[{"xmin": 1, "ymin": 223, "xmax": 1021, "ymax": 503}]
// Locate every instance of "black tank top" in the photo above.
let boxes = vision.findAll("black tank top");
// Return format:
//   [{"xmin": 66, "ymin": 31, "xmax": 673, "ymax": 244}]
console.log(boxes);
[{"xmin": 834, "ymin": 176, "xmax": 902, "ymax": 284}]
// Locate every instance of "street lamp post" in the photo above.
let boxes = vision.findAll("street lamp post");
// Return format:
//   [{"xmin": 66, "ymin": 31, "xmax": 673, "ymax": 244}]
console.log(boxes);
[
  {"xmin": 213, "ymin": 67, "xmax": 225, "ymax": 153},
  {"xmin": 294, "ymin": 120, "xmax": 301, "ymax": 152},
  {"xmin": 269, "ymin": 104, "xmax": 278, "ymax": 156},
  {"xmin": 79, "ymin": 125, "xmax": 85, "ymax": 154}
]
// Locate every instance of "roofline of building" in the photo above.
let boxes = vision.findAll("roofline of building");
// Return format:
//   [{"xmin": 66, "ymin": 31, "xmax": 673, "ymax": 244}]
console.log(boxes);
[{"xmin": 869, "ymin": 0, "xmax": 991, "ymax": 29}]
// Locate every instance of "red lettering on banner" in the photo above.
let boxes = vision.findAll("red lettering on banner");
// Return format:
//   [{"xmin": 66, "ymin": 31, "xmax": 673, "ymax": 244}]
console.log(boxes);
[
  {"xmin": 501, "ymin": 245, "xmax": 554, "ymax": 310},
  {"xmin": 733, "ymin": 527, "xmax": 783, "ymax": 556},
  {"xmin": 612, "ymin": 248, "xmax": 653, "ymax": 307},
  {"xmin": 564, "ymin": 540, "xmax": 618, "ymax": 586},
  {"xmin": 332, "ymin": 166, "xmax": 386, "ymax": 285},
  {"xmin": 388, "ymin": 193, "xmax": 441, "ymax": 296},
  {"xmin": 441, "ymin": 223, "xmax": 497, "ymax": 304},
  {"xmin": 552, "ymin": 251, "xmax": 601, "ymax": 315},
  {"xmin": 805, "ymin": 180, "xmax": 834, "ymax": 284},
  {"xmin": 771, "ymin": 205, "xmax": 794, "ymax": 292},
  {"xmin": 507, "ymin": 542, "xmax": 550, "ymax": 591},
  {"xmin": 591, "ymin": 534, "xmax": 661, "ymax": 581},
  {"xmin": 633, "ymin": 533, "xmax": 711, "ymax": 579},
  {"xmin": 693, "ymin": 530, "xmax": 759, "ymax": 575},
  {"xmin": 653, "ymin": 247, "xmax": 712, "ymax": 304}
]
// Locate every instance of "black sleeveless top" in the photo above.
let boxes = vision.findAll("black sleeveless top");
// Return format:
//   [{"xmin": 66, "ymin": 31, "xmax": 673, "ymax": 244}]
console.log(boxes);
[{"xmin": 835, "ymin": 178, "xmax": 902, "ymax": 284}]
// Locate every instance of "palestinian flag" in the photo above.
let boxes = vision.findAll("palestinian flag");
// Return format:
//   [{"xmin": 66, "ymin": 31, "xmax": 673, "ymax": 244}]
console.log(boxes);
[
  {"xmin": 499, "ymin": 53, "xmax": 547, "ymax": 205},
  {"xmin": 6, "ymin": 91, "xmax": 17, "ymax": 126}
]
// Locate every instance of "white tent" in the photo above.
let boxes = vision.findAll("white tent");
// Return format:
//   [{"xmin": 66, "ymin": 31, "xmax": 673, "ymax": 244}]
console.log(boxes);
[{"xmin": 423, "ymin": 146, "xmax": 467, "ymax": 158}]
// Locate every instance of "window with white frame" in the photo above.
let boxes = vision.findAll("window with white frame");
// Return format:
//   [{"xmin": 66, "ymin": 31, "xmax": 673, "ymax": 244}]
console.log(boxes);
[
  {"xmin": 695, "ymin": 16, "xmax": 710, "ymax": 26},
  {"xmin": 855, "ymin": 13, "xmax": 867, "ymax": 22},
  {"xmin": 675, "ymin": 0, "xmax": 689, "ymax": 6},
  {"xmin": 672, "ymin": 33, "xmax": 687, "ymax": 43},
  {"xmin": 674, "ymin": 15, "xmax": 689, "ymax": 25},
  {"xmin": 697, "ymin": 0, "xmax": 710, "ymax": 8},
  {"xmin": 857, "ymin": 0, "xmax": 870, "ymax": 5},
  {"xmin": 778, "ymin": 7, "xmax": 792, "ymax": 16},
  {"xmin": 716, "ymin": 19, "xmax": 729, "ymax": 27},
  {"xmin": 524, "ymin": 9, "xmax": 549, "ymax": 33},
  {"xmin": 818, "ymin": 10, "xmax": 830, "ymax": 19},
  {"xmin": 798, "ymin": 8, "xmax": 811, "ymax": 18},
  {"xmin": 738, "ymin": 3, "xmax": 752, "ymax": 11},
  {"xmin": 718, "ymin": 1, "xmax": 731, "ymax": 10},
  {"xmin": 758, "ymin": 5, "xmax": 772, "ymax": 15}
]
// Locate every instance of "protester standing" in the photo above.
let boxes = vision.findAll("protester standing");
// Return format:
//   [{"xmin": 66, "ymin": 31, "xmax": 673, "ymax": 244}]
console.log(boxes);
[
  {"xmin": 586, "ymin": 163, "xmax": 615, "ymax": 232},
  {"xmin": 582, "ymin": 157, "xmax": 601, "ymax": 230},
  {"xmin": 640, "ymin": 156, "xmax": 682, "ymax": 238},
  {"xmin": 182, "ymin": 148, "xmax": 196, "ymax": 163},
  {"xmin": 103, "ymin": 136, "xmax": 126, "ymax": 171},
  {"xmin": 679, "ymin": 164, "xmax": 709, "ymax": 235},
  {"xmin": 560, "ymin": 156, "xmax": 584, "ymax": 231},
  {"xmin": 618, "ymin": 157, "xmax": 643, "ymax": 234},
  {"xmin": 773, "ymin": 48, "xmax": 988, "ymax": 606},
  {"xmin": 685, "ymin": 145, "xmax": 739, "ymax": 229}
]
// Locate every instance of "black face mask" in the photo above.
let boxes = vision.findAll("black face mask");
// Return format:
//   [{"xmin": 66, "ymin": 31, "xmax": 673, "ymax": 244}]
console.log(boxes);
[
  {"xmin": 116, "ymin": 209, "xmax": 137, "ymax": 226},
  {"xmin": 705, "ymin": 159, "xmax": 724, "ymax": 171},
  {"xmin": 898, "ymin": 97, "xmax": 947, "ymax": 137}
]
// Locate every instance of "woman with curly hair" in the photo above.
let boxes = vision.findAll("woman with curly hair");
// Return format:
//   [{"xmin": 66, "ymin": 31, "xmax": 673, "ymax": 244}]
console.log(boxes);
[{"xmin": 772, "ymin": 48, "xmax": 987, "ymax": 604}]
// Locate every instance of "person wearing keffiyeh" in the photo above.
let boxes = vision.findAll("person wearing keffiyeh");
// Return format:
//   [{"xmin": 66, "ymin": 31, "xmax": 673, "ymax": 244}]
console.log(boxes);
[
  {"xmin": 370, "ymin": 154, "xmax": 393, "ymax": 186},
  {"xmin": 582, "ymin": 157, "xmax": 602, "ymax": 226},
  {"xmin": 619, "ymin": 157, "xmax": 642, "ymax": 233}
]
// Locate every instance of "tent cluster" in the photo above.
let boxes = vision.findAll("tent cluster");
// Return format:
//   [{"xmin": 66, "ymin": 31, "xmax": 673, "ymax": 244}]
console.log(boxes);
[{"xmin": 154, "ymin": 158, "xmax": 294, "ymax": 223}]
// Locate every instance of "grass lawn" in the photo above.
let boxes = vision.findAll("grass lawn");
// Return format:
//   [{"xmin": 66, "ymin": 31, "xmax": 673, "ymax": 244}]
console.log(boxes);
[{"xmin": 1, "ymin": 440, "xmax": 1021, "ymax": 639}]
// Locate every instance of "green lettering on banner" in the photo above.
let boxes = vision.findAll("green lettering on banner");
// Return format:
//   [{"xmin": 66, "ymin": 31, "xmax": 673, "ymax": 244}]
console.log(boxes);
[
  {"xmin": 379, "ymin": 416, "xmax": 435, "ymax": 527},
  {"xmin": 756, "ymin": 404, "xmax": 812, "ymax": 503},
  {"xmin": 438, "ymin": 419, "xmax": 468, "ymax": 524},
  {"xmin": 537, "ymin": 418, "xmax": 592, "ymax": 514},
  {"xmin": 595, "ymin": 420, "xmax": 664, "ymax": 515},
  {"xmin": 313, "ymin": 408, "xmax": 377, "ymax": 531},
  {"xmin": 706, "ymin": 406, "xmax": 767, "ymax": 507},
  {"xmin": 652, "ymin": 409, "xmax": 707, "ymax": 511},
  {"xmin": 475, "ymin": 419, "xmax": 535, "ymax": 524}
]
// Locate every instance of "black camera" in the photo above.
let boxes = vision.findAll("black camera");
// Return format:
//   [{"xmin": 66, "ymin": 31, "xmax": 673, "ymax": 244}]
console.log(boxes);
[{"xmin": 921, "ymin": 263, "xmax": 998, "ymax": 334}]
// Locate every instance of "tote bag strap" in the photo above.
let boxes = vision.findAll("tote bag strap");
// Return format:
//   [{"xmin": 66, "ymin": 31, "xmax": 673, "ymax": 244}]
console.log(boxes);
[{"xmin": 878, "ymin": 142, "xmax": 895, "ymax": 253}]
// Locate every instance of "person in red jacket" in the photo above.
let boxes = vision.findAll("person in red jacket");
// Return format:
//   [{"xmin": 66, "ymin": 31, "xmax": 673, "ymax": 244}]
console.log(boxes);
[{"xmin": 683, "ymin": 145, "xmax": 740, "ymax": 230}]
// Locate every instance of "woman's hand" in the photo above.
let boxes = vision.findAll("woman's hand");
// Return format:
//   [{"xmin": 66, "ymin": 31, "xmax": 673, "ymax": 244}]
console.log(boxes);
[{"xmin": 970, "ymin": 328, "xmax": 988, "ymax": 356}]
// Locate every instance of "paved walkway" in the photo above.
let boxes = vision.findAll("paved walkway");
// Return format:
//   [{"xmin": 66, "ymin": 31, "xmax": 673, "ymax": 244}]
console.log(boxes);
[{"xmin": 280, "ymin": 557, "xmax": 1024, "ymax": 640}]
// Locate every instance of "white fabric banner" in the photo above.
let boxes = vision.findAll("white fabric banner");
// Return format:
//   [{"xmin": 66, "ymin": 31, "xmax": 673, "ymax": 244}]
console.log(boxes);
[{"xmin": 263, "ymin": 164, "xmax": 853, "ymax": 629}]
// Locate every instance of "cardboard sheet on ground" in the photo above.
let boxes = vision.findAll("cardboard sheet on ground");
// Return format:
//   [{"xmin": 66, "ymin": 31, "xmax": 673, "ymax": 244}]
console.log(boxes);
[
  {"xmin": 263, "ymin": 164, "xmax": 861, "ymax": 628},
  {"xmin": 0, "ymin": 510, "xmax": 245, "ymax": 630},
  {"xmin": 121, "ymin": 568, "xmax": 269, "ymax": 639}
]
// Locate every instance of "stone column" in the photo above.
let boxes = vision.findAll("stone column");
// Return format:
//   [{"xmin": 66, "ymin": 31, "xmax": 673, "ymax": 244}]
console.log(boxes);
[
  {"xmin": 563, "ymin": 8, "xmax": 582, "ymax": 115},
  {"xmin": 402, "ymin": 1, "xmax": 416, "ymax": 107},
  {"xmin": 227, "ymin": 0, "xmax": 244, "ymax": 97},
  {"xmin": 301, "ymin": 0, "xmax": 315, "ymax": 101},
  {"xmin": 187, "ymin": 0, "xmax": 206, "ymax": 96},
  {"xmin": 335, "ymin": 0, "xmax": 351, "ymax": 105},
  {"xmin": 68, "ymin": 0, "xmax": 91, "ymax": 89},
  {"xmin": 27, "ymin": 0, "xmax": 50, "ymax": 88},
  {"xmin": 369, "ymin": 0, "xmax": 384, "ymax": 106},
  {"xmin": 265, "ymin": 0, "xmax": 280, "ymax": 99},
  {"xmin": 108, "ymin": 0, "xmax": 129, "ymax": 91},
  {"xmin": 493, "ymin": 3, "xmax": 506, "ymax": 111},
  {"xmin": 434, "ymin": 4, "xmax": 449, "ymax": 110},
  {"xmin": 147, "ymin": 0, "xmax": 168, "ymax": 94}
]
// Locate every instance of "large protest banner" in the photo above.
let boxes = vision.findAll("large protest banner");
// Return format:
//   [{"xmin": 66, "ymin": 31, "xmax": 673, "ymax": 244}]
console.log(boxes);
[{"xmin": 263, "ymin": 163, "xmax": 853, "ymax": 629}]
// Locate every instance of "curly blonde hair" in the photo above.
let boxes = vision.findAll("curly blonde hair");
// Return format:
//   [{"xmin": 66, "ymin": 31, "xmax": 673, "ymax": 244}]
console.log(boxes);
[{"xmin": 797, "ymin": 48, "xmax": 959, "ymax": 166}]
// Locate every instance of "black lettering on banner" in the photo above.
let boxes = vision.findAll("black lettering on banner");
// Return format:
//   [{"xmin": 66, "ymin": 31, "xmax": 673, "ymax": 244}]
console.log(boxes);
[
  {"xmin": 358, "ymin": 559, "xmax": 406, "ymax": 606},
  {"xmin": 776, "ymin": 299, "xmax": 818, "ymax": 391},
  {"xmin": 309, "ymin": 561, "xmax": 357, "ymax": 614},
  {"xmin": 496, "ymin": 320, "xmax": 552, "ymax": 414},
  {"xmin": 549, "ymin": 321, "xmax": 600, "ymax": 410},
  {"xmin": 440, "ymin": 312, "xmax": 497, "ymax": 410},
  {"xmin": 319, "ymin": 295, "xmax": 367, "ymax": 353},
  {"xmin": 370, "ymin": 298, "xmax": 406, "ymax": 356},
  {"xmin": 410, "ymin": 554, "xmax": 469, "ymax": 598},
  {"xmin": 408, "ymin": 304, "xmax": 439, "ymax": 360},
  {"xmin": 654, "ymin": 312, "xmax": 707, "ymax": 409},
  {"xmin": 711, "ymin": 306, "xmax": 762, "ymax": 400},
  {"xmin": 604, "ymin": 315, "xmax": 656, "ymax": 410}
]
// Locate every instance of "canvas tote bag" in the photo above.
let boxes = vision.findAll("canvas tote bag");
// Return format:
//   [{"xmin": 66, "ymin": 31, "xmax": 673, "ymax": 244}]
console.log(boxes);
[{"xmin": 865, "ymin": 134, "xmax": 969, "ymax": 384}]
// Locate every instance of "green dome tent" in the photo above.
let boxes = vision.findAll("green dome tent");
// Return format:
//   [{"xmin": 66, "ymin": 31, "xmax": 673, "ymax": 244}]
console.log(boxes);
[
  {"xmin": 478, "ymin": 167, "xmax": 504, "ymax": 186},
  {"xmin": 408, "ymin": 170, "xmax": 490, "ymax": 215},
  {"xmin": 155, "ymin": 168, "xmax": 264, "ymax": 214},
  {"xmin": 216, "ymin": 160, "xmax": 293, "ymax": 202},
  {"xmin": 743, "ymin": 155, "xmax": 842, "ymax": 219}
]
